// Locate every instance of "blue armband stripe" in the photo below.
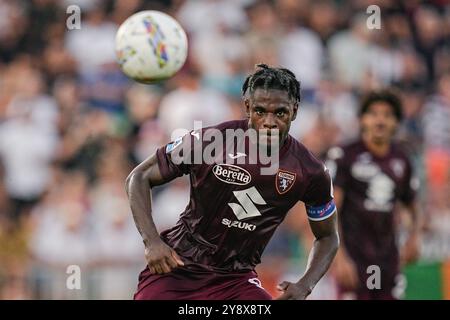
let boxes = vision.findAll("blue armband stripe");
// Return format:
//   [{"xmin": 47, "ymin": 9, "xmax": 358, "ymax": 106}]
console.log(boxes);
[{"xmin": 306, "ymin": 200, "xmax": 336, "ymax": 221}]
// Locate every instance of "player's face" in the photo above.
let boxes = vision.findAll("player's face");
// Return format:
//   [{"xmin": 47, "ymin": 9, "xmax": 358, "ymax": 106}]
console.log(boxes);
[
  {"xmin": 245, "ymin": 88, "xmax": 298, "ymax": 147},
  {"xmin": 360, "ymin": 102, "xmax": 398, "ymax": 144}
]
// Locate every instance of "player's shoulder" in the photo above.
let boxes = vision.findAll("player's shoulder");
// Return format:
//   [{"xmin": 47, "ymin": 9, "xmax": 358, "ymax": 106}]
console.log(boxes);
[
  {"xmin": 288, "ymin": 137, "xmax": 327, "ymax": 177},
  {"xmin": 390, "ymin": 142, "xmax": 413, "ymax": 164},
  {"xmin": 325, "ymin": 139, "xmax": 363, "ymax": 162}
]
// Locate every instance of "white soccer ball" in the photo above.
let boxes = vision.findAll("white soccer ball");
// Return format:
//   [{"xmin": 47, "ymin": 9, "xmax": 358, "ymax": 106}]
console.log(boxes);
[{"xmin": 115, "ymin": 10, "xmax": 188, "ymax": 84}]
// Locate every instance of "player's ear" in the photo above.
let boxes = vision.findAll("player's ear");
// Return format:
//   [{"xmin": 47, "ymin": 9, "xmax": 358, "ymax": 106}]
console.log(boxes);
[
  {"xmin": 291, "ymin": 103, "xmax": 299, "ymax": 121},
  {"xmin": 244, "ymin": 99, "xmax": 250, "ymax": 118}
]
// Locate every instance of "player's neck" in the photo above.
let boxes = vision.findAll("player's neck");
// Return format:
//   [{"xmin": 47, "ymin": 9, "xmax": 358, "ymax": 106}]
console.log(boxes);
[{"xmin": 362, "ymin": 135, "xmax": 391, "ymax": 158}]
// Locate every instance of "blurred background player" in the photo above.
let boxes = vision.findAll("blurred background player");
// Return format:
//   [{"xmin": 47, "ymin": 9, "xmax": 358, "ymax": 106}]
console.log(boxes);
[{"xmin": 326, "ymin": 90, "xmax": 422, "ymax": 300}]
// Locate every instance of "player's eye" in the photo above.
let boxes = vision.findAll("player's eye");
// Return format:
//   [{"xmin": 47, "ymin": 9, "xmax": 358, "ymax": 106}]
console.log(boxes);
[
  {"xmin": 255, "ymin": 108, "xmax": 264, "ymax": 116},
  {"xmin": 276, "ymin": 111, "xmax": 285, "ymax": 117}
]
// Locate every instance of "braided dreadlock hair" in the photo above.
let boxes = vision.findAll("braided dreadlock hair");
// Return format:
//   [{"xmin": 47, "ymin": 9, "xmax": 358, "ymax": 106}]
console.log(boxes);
[{"xmin": 242, "ymin": 64, "xmax": 301, "ymax": 104}]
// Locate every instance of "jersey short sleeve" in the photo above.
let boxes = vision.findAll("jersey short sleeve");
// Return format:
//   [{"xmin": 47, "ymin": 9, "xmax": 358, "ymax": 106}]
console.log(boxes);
[
  {"xmin": 325, "ymin": 146, "xmax": 349, "ymax": 189},
  {"xmin": 302, "ymin": 165, "xmax": 336, "ymax": 221},
  {"xmin": 156, "ymin": 130, "xmax": 199, "ymax": 180}
]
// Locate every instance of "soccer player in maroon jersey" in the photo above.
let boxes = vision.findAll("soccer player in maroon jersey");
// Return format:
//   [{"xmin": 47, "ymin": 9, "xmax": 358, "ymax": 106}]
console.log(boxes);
[
  {"xmin": 326, "ymin": 90, "xmax": 422, "ymax": 300},
  {"xmin": 126, "ymin": 64, "xmax": 339, "ymax": 300}
]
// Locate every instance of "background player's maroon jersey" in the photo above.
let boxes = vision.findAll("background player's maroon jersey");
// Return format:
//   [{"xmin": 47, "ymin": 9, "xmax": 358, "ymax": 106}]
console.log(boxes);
[
  {"xmin": 155, "ymin": 119, "xmax": 336, "ymax": 273},
  {"xmin": 326, "ymin": 140, "xmax": 417, "ymax": 287}
]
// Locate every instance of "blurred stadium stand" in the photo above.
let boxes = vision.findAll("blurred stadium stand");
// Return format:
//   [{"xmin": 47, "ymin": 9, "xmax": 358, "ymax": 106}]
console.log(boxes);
[{"xmin": 0, "ymin": 0, "xmax": 449, "ymax": 299}]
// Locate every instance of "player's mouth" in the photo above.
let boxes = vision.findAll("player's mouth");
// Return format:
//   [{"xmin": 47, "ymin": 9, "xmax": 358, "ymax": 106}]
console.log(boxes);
[
  {"xmin": 371, "ymin": 124, "xmax": 391, "ymax": 140},
  {"xmin": 378, "ymin": 124, "xmax": 390, "ymax": 133},
  {"xmin": 375, "ymin": 123, "xmax": 387, "ymax": 129}
]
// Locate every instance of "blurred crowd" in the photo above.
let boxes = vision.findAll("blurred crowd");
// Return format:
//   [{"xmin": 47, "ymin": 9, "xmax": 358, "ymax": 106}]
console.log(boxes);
[{"xmin": 0, "ymin": 0, "xmax": 449, "ymax": 299}]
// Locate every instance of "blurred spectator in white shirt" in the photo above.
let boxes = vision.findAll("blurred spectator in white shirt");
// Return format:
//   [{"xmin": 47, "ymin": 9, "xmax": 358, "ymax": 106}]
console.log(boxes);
[
  {"xmin": 89, "ymin": 143, "xmax": 143, "ymax": 299},
  {"xmin": 125, "ymin": 84, "xmax": 166, "ymax": 163},
  {"xmin": 328, "ymin": 14, "xmax": 375, "ymax": 89},
  {"xmin": 65, "ymin": 3, "xmax": 117, "ymax": 74},
  {"xmin": 317, "ymin": 77, "xmax": 359, "ymax": 144},
  {"xmin": 276, "ymin": 1, "xmax": 324, "ymax": 94},
  {"xmin": 278, "ymin": 26, "xmax": 324, "ymax": 91},
  {"xmin": 29, "ymin": 170, "xmax": 90, "ymax": 267},
  {"xmin": 0, "ymin": 67, "xmax": 59, "ymax": 218},
  {"xmin": 158, "ymin": 69, "xmax": 233, "ymax": 138},
  {"xmin": 152, "ymin": 177, "xmax": 190, "ymax": 233},
  {"xmin": 177, "ymin": 0, "xmax": 249, "ymax": 36},
  {"xmin": 28, "ymin": 170, "xmax": 91, "ymax": 299}
]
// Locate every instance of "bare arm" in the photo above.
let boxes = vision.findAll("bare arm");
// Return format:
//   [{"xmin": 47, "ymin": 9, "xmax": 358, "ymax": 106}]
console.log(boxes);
[
  {"xmin": 125, "ymin": 153, "xmax": 184, "ymax": 274},
  {"xmin": 400, "ymin": 200, "xmax": 423, "ymax": 266},
  {"xmin": 403, "ymin": 200, "xmax": 422, "ymax": 234},
  {"xmin": 331, "ymin": 186, "xmax": 359, "ymax": 289},
  {"xmin": 277, "ymin": 213, "xmax": 339, "ymax": 300},
  {"xmin": 125, "ymin": 153, "xmax": 165, "ymax": 244},
  {"xmin": 333, "ymin": 186, "xmax": 345, "ymax": 253},
  {"xmin": 333, "ymin": 186, "xmax": 348, "ymax": 257}
]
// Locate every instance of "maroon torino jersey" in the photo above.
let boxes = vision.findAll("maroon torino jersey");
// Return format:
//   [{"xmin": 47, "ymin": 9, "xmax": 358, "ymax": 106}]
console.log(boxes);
[
  {"xmin": 326, "ymin": 140, "xmax": 416, "ymax": 279},
  {"xmin": 155, "ymin": 119, "xmax": 335, "ymax": 272}
]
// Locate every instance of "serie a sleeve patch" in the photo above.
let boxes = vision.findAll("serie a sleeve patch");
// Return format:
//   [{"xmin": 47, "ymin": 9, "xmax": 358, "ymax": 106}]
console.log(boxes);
[{"xmin": 165, "ymin": 136, "xmax": 183, "ymax": 153}]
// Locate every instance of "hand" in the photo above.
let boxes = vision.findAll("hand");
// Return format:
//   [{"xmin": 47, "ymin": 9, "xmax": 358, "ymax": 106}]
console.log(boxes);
[
  {"xmin": 333, "ymin": 250, "xmax": 359, "ymax": 290},
  {"xmin": 145, "ymin": 239, "xmax": 184, "ymax": 275},
  {"xmin": 276, "ymin": 281, "xmax": 311, "ymax": 300},
  {"xmin": 400, "ymin": 232, "xmax": 421, "ymax": 267}
]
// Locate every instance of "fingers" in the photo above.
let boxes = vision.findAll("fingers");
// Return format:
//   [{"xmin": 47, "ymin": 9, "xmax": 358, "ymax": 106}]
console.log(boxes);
[
  {"xmin": 171, "ymin": 251, "xmax": 185, "ymax": 266},
  {"xmin": 165, "ymin": 255, "xmax": 179, "ymax": 268},
  {"xmin": 401, "ymin": 238, "xmax": 420, "ymax": 265},
  {"xmin": 159, "ymin": 260, "xmax": 172, "ymax": 274},
  {"xmin": 148, "ymin": 260, "xmax": 173, "ymax": 274},
  {"xmin": 146, "ymin": 246, "xmax": 185, "ymax": 275},
  {"xmin": 277, "ymin": 281, "xmax": 291, "ymax": 291},
  {"xmin": 148, "ymin": 255, "xmax": 184, "ymax": 275},
  {"xmin": 276, "ymin": 282, "xmax": 310, "ymax": 300},
  {"xmin": 164, "ymin": 251, "xmax": 184, "ymax": 270},
  {"xmin": 276, "ymin": 281, "xmax": 293, "ymax": 300},
  {"xmin": 154, "ymin": 263, "xmax": 163, "ymax": 274}
]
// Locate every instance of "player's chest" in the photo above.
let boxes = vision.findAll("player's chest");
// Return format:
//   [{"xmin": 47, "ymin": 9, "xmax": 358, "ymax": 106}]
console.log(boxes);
[
  {"xmin": 194, "ymin": 162, "xmax": 301, "ymax": 204},
  {"xmin": 348, "ymin": 152, "xmax": 407, "ymax": 197}
]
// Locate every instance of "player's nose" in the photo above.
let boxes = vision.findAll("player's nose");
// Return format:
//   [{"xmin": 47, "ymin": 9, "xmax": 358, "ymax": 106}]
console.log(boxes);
[{"xmin": 263, "ymin": 114, "xmax": 278, "ymax": 129}]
